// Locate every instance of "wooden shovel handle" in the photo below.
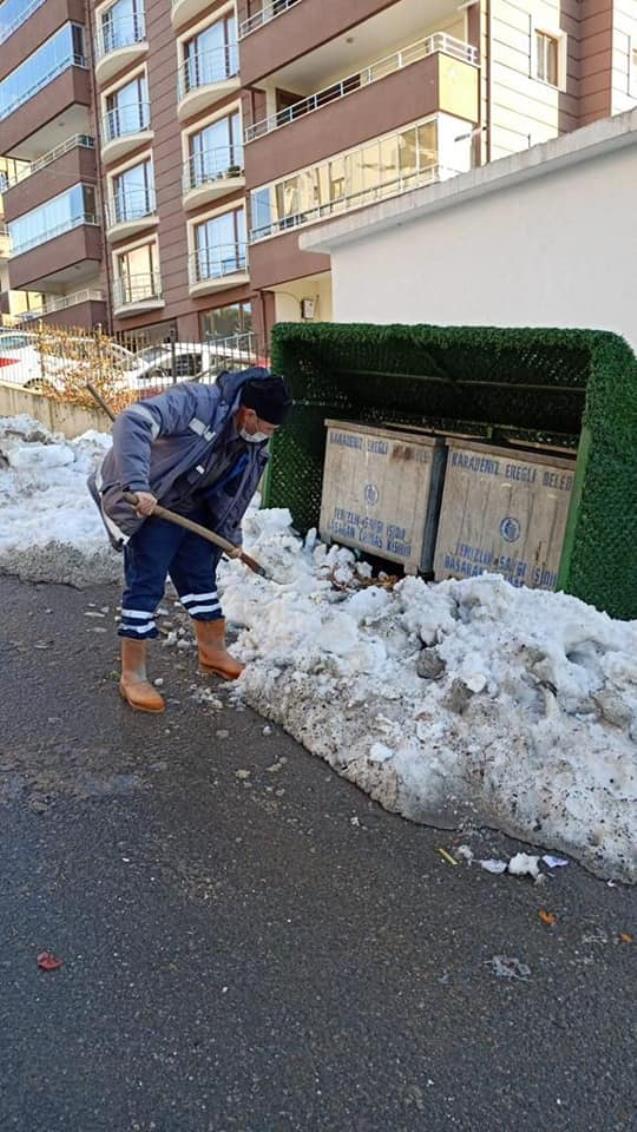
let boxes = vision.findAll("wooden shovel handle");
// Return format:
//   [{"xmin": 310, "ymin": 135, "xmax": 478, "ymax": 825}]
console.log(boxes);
[
  {"xmin": 87, "ymin": 382, "xmax": 116, "ymax": 421},
  {"xmin": 123, "ymin": 492, "xmax": 268, "ymax": 578},
  {"xmin": 84, "ymin": 386, "xmax": 269, "ymax": 580}
]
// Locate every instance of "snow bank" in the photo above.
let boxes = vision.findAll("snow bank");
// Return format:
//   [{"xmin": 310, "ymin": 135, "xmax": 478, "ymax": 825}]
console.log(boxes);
[
  {"xmin": 2, "ymin": 416, "xmax": 635, "ymax": 882},
  {"xmin": 0, "ymin": 416, "xmax": 118, "ymax": 587},
  {"xmin": 218, "ymin": 506, "xmax": 637, "ymax": 883}
]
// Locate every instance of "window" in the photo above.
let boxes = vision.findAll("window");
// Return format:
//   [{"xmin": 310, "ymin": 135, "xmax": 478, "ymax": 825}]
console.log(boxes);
[
  {"xmin": 0, "ymin": 24, "xmax": 85, "ymax": 120},
  {"xmin": 250, "ymin": 117, "xmax": 440, "ymax": 239},
  {"xmin": 8, "ymin": 292, "xmax": 43, "ymax": 318},
  {"xmin": 534, "ymin": 30, "xmax": 561, "ymax": 87},
  {"xmin": 112, "ymin": 158, "xmax": 155, "ymax": 223},
  {"xmin": 192, "ymin": 208, "xmax": 246, "ymax": 281},
  {"xmin": 0, "ymin": 333, "xmax": 33, "ymax": 349},
  {"xmin": 8, "ymin": 184, "xmax": 96, "ymax": 254},
  {"xmin": 201, "ymin": 302, "xmax": 252, "ymax": 340},
  {"xmin": 250, "ymin": 188, "xmax": 271, "ymax": 236},
  {"xmin": 188, "ymin": 111, "xmax": 242, "ymax": 188},
  {"xmin": 100, "ymin": 0, "xmax": 145, "ymax": 54},
  {"xmin": 115, "ymin": 241, "xmax": 159, "ymax": 304},
  {"xmin": 105, "ymin": 73, "xmax": 149, "ymax": 140},
  {"xmin": 0, "ymin": 155, "xmax": 29, "ymax": 190},
  {"xmin": 183, "ymin": 15, "xmax": 238, "ymax": 92}
]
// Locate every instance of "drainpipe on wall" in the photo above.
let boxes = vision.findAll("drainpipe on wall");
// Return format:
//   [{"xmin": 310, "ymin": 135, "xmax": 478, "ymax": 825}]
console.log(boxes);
[
  {"xmin": 486, "ymin": 0, "xmax": 493, "ymax": 164},
  {"xmin": 85, "ymin": 1, "xmax": 115, "ymax": 335}
]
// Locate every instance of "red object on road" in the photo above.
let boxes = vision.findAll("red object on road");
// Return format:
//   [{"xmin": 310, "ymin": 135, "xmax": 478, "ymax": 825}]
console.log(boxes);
[{"xmin": 37, "ymin": 951, "xmax": 64, "ymax": 971}]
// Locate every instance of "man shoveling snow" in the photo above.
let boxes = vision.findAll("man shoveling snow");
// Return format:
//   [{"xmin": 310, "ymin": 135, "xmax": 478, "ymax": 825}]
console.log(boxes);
[
  {"xmin": 88, "ymin": 369, "xmax": 292, "ymax": 713},
  {"xmin": 1, "ymin": 414, "xmax": 635, "ymax": 880}
]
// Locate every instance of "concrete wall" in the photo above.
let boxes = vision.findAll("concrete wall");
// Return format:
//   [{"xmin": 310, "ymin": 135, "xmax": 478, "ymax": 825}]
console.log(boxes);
[
  {"xmin": 0, "ymin": 382, "xmax": 111, "ymax": 439},
  {"xmin": 323, "ymin": 136, "xmax": 637, "ymax": 351}
]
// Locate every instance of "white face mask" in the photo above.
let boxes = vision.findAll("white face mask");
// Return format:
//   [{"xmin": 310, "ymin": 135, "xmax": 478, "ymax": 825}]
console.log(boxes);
[{"xmin": 240, "ymin": 427, "xmax": 270, "ymax": 444}]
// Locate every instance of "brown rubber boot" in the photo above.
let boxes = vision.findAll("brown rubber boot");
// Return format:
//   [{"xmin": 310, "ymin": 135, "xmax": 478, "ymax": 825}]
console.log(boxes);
[
  {"xmin": 195, "ymin": 619, "xmax": 245, "ymax": 681},
  {"xmin": 119, "ymin": 638, "xmax": 166, "ymax": 713}
]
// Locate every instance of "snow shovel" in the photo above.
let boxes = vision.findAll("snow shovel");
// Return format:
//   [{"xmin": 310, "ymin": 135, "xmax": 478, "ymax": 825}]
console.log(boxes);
[{"xmin": 86, "ymin": 382, "xmax": 271, "ymax": 580}]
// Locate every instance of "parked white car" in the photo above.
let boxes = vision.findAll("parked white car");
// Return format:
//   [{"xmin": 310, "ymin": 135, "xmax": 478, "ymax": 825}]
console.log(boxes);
[
  {"xmin": 132, "ymin": 339, "xmax": 267, "ymax": 385},
  {"xmin": 0, "ymin": 330, "xmax": 266, "ymax": 397},
  {"xmin": 0, "ymin": 330, "xmax": 141, "ymax": 392}
]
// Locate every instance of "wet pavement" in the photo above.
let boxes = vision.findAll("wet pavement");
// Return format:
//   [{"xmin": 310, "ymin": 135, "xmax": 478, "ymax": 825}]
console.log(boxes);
[{"xmin": 0, "ymin": 576, "xmax": 635, "ymax": 1131}]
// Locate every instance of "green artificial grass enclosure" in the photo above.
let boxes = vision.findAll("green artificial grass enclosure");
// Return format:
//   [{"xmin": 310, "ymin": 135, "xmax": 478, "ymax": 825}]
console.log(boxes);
[{"xmin": 266, "ymin": 322, "xmax": 637, "ymax": 619}]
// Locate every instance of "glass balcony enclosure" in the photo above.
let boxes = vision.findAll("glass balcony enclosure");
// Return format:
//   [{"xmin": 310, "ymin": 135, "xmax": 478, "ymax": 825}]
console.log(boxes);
[
  {"xmin": 0, "ymin": 24, "xmax": 86, "ymax": 120},
  {"xmin": 8, "ymin": 183, "xmax": 97, "ymax": 255}
]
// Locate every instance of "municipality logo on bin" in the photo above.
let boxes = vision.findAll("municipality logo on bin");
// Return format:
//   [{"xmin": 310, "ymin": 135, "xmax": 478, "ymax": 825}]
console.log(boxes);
[
  {"xmin": 364, "ymin": 483, "xmax": 380, "ymax": 506},
  {"xmin": 499, "ymin": 516, "xmax": 521, "ymax": 543}
]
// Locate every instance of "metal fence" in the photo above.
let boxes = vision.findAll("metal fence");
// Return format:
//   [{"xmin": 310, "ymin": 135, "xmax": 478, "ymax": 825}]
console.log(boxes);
[{"xmin": 0, "ymin": 323, "xmax": 269, "ymax": 406}]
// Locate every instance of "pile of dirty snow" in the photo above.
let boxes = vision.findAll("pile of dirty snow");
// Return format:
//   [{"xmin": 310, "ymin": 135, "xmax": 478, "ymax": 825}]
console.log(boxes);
[
  {"xmin": 1, "ymin": 416, "xmax": 635, "ymax": 882},
  {"xmin": 0, "ymin": 415, "xmax": 118, "ymax": 587},
  {"xmin": 217, "ymin": 505, "xmax": 637, "ymax": 883}
]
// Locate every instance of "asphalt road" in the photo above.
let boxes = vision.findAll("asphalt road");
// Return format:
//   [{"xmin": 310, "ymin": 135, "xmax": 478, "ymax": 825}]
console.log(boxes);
[{"xmin": 0, "ymin": 575, "xmax": 635, "ymax": 1132}]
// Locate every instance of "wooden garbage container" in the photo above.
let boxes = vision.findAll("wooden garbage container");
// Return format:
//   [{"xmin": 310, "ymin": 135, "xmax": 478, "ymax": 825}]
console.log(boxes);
[
  {"xmin": 319, "ymin": 421, "xmax": 446, "ymax": 574},
  {"xmin": 433, "ymin": 440, "xmax": 576, "ymax": 590}
]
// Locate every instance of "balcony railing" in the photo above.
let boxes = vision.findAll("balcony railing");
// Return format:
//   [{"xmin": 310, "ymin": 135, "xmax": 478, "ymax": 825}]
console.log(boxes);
[
  {"xmin": 183, "ymin": 145, "xmax": 244, "ymax": 192},
  {"xmin": 189, "ymin": 243, "xmax": 247, "ymax": 285},
  {"xmin": 246, "ymin": 33, "xmax": 479, "ymax": 141},
  {"xmin": 113, "ymin": 271, "xmax": 163, "ymax": 308},
  {"xmin": 21, "ymin": 289, "xmax": 105, "ymax": 320},
  {"xmin": 94, "ymin": 12, "xmax": 147, "ymax": 62},
  {"xmin": 5, "ymin": 136, "xmax": 95, "ymax": 190},
  {"xmin": 251, "ymin": 164, "xmax": 459, "ymax": 242},
  {"xmin": 10, "ymin": 213, "xmax": 98, "ymax": 257},
  {"xmin": 239, "ymin": 0, "xmax": 303, "ymax": 39},
  {"xmin": 0, "ymin": 0, "xmax": 47, "ymax": 45},
  {"xmin": 0, "ymin": 54, "xmax": 87, "ymax": 121},
  {"xmin": 177, "ymin": 44, "xmax": 239, "ymax": 101},
  {"xmin": 106, "ymin": 186, "xmax": 156, "ymax": 229},
  {"xmin": 102, "ymin": 102, "xmax": 151, "ymax": 144}
]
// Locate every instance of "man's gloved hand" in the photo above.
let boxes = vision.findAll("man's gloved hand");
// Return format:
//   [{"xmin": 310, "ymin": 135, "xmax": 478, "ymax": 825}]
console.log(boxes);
[{"xmin": 132, "ymin": 491, "xmax": 158, "ymax": 517}]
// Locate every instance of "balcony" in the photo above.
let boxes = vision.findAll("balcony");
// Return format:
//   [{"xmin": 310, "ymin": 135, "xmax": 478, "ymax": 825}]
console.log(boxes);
[
  {"xmin": 4, "ymin": 135, "xmax": 94, "ymax": 192},
  {"xmin": 251, "ymin": 160, "xmax": 460, "ymax": 244},
  {"xmin": 0, "ymin": 0, "xmax": 46, "ymax": 47},
  {"xmin": 20, "ymin": 288, "xmax": 107, "ymax": 327},
  {"xmin": 247, "ymin": 35, "xmax": 478, "ymax": 141},
  {"xmin": 112, "ymin": 271, "xmax": 164, "ymax": 317},
  {"xmin": 101, "ymin": 102, "xmax": 152, "ymax": 165},
  {"xmin": 0, "ymin": 62, "xmax": 91, "ymax": 159},
  {"xmin": 248, "ymin": 227, "xmax": 328, "ymax": 291},
  {"xmin": 94, "ymin": 12, "xmax": 148, "ymax": 87},
  {"xmin": 0, "ymin": 1, "xmax": 87, "ymax": 82},
  {"xmin": 239, "ymin": 0, "xmax": 303, "ymax": 39},
  {"xmin": 8, "ymin": 219, "xmax": 101, "ymax": 291},
  {"xmin": 106, "ymin": 187, "xmax": 158, "ymax": 243},
  {"xmin": 238, "ymin": 0, "xmax": 399, "ymax": 87},
  {"xmin": 245, "ymin": 44, "xmax": 479, "ymax": 186},
  {"xmin": 171, "ymin": 0, "xmax": 214, "ymax": 32},
  {"xmin": 182, "ymin": 145, "xmax": 245, "ymax": 210},
  {"xmin": 188, "ymin": 244, "xmax": 249, "ymax": 296},
  {"xmin": 3, "ymin": 137, "xmax": 96, "ymax": 221},
  {"xmin": 177, "ymin": 45, "xmax": 240, "ymax": 122}
]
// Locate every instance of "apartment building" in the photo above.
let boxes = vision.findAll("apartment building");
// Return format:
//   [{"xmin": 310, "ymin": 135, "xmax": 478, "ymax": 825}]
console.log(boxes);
[{"xmin": 0, "ymin": 0, "xmax": 635, "ymax": 345}]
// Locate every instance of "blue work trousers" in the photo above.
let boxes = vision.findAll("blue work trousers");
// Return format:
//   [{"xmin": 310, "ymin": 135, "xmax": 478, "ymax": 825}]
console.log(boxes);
[{"xmin": 119, "ymin": 506, "xmax": 222, "ymax": 639}]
